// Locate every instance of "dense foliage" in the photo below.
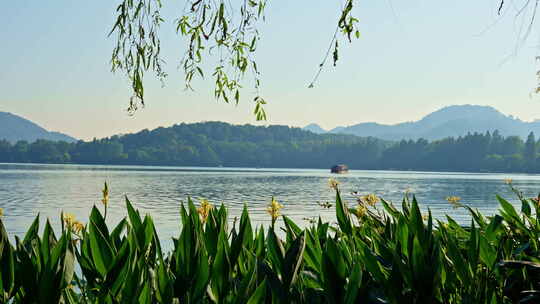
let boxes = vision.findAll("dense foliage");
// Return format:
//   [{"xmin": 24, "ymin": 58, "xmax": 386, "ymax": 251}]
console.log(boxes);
[
  {"xmin": 380, "ymin": 130, "xmax": 540, "ymax": 172},
  {"xmin": 2, "ymin": 183, "xmax": 540, "ymax": 303},
  {"xmin": 1, "ymin": 122, "xmax": 540, "ymax": 172},
  {"xmin": 0, "ymin": 122, "xmax": 387, "ymax": 169}
]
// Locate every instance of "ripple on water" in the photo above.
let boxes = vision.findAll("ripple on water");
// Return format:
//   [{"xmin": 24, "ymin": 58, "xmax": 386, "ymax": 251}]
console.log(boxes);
[{"xmin": 1, "ymin": 163, "xmax": 539, "ymax": 240}]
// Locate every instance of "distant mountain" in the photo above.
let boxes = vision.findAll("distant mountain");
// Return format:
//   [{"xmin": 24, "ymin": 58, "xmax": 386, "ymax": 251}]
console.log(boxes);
[
  {"xmin": 330, "ymin": 126, "xmax": 346, "ymax": 133},
  {"xmin": 319, "ymin": 105, "xmax": 540, "ymax": 140},
  {"xmin": 0, "ymin": 112, "xmax": 77, "ymax": 143},
  {"xmin": 302, "ymin": 123, "xmax": 327, "ymax": 134}
]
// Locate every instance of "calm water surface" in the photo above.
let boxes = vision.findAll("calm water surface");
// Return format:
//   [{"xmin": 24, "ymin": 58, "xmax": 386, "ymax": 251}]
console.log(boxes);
[{"xmin": 2, "ymin": 163, "xmax": 540, "ymax": 242}]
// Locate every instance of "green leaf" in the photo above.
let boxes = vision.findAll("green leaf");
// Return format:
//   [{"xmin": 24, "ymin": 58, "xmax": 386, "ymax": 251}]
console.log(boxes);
[
  {"xmin": 344, "ymin": 263, "xmax": 363, "ymax": 304},
  {"xmin": 192, "ymin": 249, "xmax": 210, "ymax": 302},
  {"xmin": 89, "ymin": 219, "xmax": 114, "ymax": 277},
  {"xmin": 267, "ymin": 229, "xmax": 284, "ymax": 273},
  {"xmin": 63, "ymin": 239, "xmax": 75, "ymax": 288},
  {"xmin": 247, "ymin": 279, "xmax": 267, "ymax": 304},
  {"xmin": 335, "ymin": 190, "xmax": 352, "ymax": 235},
  {"xmin": 497, "ymin": 195, "xmax": 519, "ymax": 219},
  {"xmin": 231, "ymin": 205, "xmax": 252, "ymax": 267},
  {"xmin": 522, "ymin": 199, "xmax": 532, "ymax": 217},
  {"xmin": 381, "ymin": 198, "xmax": 400, "ymax": 218},
  {"xmin": 304, "ymin": 230, "xmax": 323, "ymax": 273},
  {"xmin": 126, "ymin": 196, "xmax": 143, "ymax": 231},
  {"xmin": 0, "ymin": 221, "xmax": 15, "ymax": 299},
  {"xmin": 283, "ymin": 215, "xmax": 302, "ymax": 241},
  {"xmin": 358, "ymin": 240, "xmax": 387, "ymax": 283},
  {"xmin": 90, "ymin": 205, "xmax": 110, "ymax": 240},
  {"xmin": 211, "ymin": 228, "xmax": 229, "ymax": 301},
  {"xmin": 322, "ymin": 239, "xmax": 347, "ymax": 302},
  {"xmin": 282, "ymin": 232, "xmax": 306, "ymax": 289},
  {"xmin": 40, "ymin": 220, "xmax": 54, "ymax": 265},
  {"xmin": 23, "ymin": 214, "xmax": 40, "ymax": 244},
  {"xmin": 105, "ymin": 240, "xmax": 131, "ymax": 297},
  {"xmin": 479, "ymin": 236, "xmax": 497, "ymax": 270},
  {"xmin": 484, "ymin": 214, "xmax": 503, "ymax": 242}
]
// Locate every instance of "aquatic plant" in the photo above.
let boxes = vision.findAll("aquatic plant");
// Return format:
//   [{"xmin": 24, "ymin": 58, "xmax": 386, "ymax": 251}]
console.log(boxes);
[{"xmin": 1, "ymin": 183, "xmax": 540, "ymax": 303}]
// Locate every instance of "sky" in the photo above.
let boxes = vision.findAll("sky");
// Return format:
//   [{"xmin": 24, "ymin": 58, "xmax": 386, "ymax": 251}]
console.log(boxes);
[{"xmin": 1, "ymin": 1, "xmax": 540, "ymax": 140}]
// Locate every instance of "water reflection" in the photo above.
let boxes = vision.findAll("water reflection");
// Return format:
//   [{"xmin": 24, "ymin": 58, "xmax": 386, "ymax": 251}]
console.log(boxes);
[{"xmin": 1, "ymin": 163, "xmax": 539, "ymax": 242}]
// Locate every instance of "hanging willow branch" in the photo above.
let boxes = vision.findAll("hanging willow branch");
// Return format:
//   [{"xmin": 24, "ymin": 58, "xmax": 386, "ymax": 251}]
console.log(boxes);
[
  {"xmin": 177, "ymin": 0, "xmax": 268, "ymax": 120},
  {"xmin": 497, "ymin": 0, "xmax": 540, "ymax": 94},
  {"xmin": 309, "ymin": 0, "xmax": 360, "ymax": 88},
  {"xmin": 109, "ymin": 0, "xmax": 166, "ymax": 114},
  {"xmin": 109, "ymin": 0, "xmax": 361, "ymax": 120}
]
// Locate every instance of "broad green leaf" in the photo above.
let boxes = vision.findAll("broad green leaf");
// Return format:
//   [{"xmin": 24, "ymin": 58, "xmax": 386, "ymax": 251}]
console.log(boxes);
[
  {"xmin": 247, "ymin": 279, "xmax": 267, "ymax": 304},
  {"xmin": 89, "ymin": 219, "xmax": 114, "ymax": 277},
  {"xmin": 335, "ymin": 190, "xmax": 352, "ymax": 235},
  {"xmin": 282, "ymin": 232, "xmax": 306, "ymax": 289}
]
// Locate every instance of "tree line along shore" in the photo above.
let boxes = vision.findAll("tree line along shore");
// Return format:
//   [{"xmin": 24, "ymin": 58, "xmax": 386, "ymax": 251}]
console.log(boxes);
[{"xmin": 0, "ymin": 121, "xmax": 539, "ymax": 173}]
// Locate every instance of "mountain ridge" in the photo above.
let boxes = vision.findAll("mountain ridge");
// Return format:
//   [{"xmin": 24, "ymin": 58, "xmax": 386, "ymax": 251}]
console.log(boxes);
[
  {"xmin": 303, "ymin": 105, "xmax": 539, "ymax": 140},
  {"xmin": 0, "ymin": 111, "xmax": 77, "ymax": 143},
  {"xmin": 302, "ymin": 123, "xmax": 327, "ymax": 134}
]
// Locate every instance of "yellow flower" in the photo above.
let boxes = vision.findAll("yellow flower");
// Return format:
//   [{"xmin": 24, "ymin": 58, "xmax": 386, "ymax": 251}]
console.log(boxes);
[
  {"xmin": 355, "ymin": 204, "xmax": 367, "ymax": 218},
  {"xmin": 197, "ymin": 199, "xmax": 213, "ymax": 224},
  {"xmin": 363, "ymin": 194, "xmax": 379, "ymax": 206},
  {"xmin": 328, "ymin": 178, "xmax": 340, "ymax": 190},
  {"xmin": 101, "ymin": 182, "xmax": 109, "ymax": 207},
  {"xmin": 504, "ymin": 178, "xmax": 513, "ymax": 185},
  {"xmin": 266, "ymin": 197, "xmax": 283, "ymax": 221},
  {"xmin": 63, "ymin": 213, "xmax": 84, "ymax": 233},
  {"xmin": 446, "ymin": 196, "xmax": 462, "ymax": 208},
  {"xmin": 62, "ymin": 213, "xmax": 76, "ymax": 226},
  {"xmin": 422, "ymin": 213, "xmax": 429, "ymax": 221},
  {"xmin": 72, "ymin": 221, "xmax": 85, "ymax": 234},
  {"xmin": 0, "ymin": 208, "xmax": 3, "ymax": 217}
]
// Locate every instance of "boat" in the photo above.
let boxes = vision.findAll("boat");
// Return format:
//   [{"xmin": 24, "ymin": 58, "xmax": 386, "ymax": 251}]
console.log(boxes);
[{"xmin": 331, "ymin": 164, "xmax": 349, "ymax": 174}]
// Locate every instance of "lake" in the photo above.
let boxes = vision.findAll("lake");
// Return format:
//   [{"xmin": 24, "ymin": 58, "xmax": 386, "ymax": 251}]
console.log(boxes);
[{"xmin": 1, "ymin": 163, "xmax": 539, "ymax": 242}]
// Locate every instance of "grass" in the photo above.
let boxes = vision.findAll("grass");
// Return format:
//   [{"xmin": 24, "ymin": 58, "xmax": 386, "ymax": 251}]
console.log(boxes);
[{"xmin": 1, "ymin": 181, "xmax": 540, "ymax": 303}]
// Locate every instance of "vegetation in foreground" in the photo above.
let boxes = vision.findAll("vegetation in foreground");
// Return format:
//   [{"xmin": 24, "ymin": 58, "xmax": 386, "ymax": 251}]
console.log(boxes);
[{"xmin": 1, "ymin": 181, "xmax": 540, "ymax": 303}]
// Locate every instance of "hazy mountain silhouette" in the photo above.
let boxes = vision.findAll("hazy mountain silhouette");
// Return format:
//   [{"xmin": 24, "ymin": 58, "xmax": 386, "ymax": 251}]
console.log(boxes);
[
  {"xmin": 0, "ymin": 112, "xmax": 77, "ymax": 143},
  {"xmin": 304, "ymin": 105, "xmax": 540, "ymax": 140},
  {"xmin": 303, "ymin": 123, "xmax": 327, "ymax": 134}
]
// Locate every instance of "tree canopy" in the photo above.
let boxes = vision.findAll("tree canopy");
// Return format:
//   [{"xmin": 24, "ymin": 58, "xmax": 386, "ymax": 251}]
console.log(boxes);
[{"xmin": 2, "ymin": 122, "xmax": 540, "ymax": 173}]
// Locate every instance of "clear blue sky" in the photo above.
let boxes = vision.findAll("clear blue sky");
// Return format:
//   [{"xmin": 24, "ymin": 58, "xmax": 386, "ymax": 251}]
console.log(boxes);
[{"xmin": 1, "ymin": 1, "xmax": 539, "ymax": 140}]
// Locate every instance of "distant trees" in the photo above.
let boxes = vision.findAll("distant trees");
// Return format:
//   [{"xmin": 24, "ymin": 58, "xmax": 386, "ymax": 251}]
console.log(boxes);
[
  {"xmin": 377, "ymin": 131, "xmax": 538, "ymax": 173},
  {"xmin": 1, "ymin": 123, "xmax": 540, "ymax": 173},
  {"xmin": 525, "ymin": 132, "xmax": 537, "ymax": 171}
]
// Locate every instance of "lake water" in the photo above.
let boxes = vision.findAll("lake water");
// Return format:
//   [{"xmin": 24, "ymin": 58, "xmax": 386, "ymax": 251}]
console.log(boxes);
[{"xmin": 1, "ymin": 163, "xmax": 540, "ymax": 242}]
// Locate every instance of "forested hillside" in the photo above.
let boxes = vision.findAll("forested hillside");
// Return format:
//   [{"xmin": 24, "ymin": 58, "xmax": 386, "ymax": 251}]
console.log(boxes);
[
  {"xmin": 0, "ymin": 122, "xmax": 387, "ymax": 169},
  {"xmin": 380, "ymin": 130, "xmax": 538, "ymax": 172},
  {"xmin": 0, "ymin": 122, "xmax": 539, "ymax": 173}
]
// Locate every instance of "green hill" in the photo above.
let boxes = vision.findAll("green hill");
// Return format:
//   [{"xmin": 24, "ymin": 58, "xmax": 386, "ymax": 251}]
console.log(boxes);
[{"xmin": 0, "ymin": 111, "xmax": 76, "ymax": 143}]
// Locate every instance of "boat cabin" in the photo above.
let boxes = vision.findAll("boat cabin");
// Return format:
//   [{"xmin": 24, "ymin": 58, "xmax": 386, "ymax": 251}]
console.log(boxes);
[{"xmin": 331, "ymin": 164, "xmax": 349, "ymax": 174}]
